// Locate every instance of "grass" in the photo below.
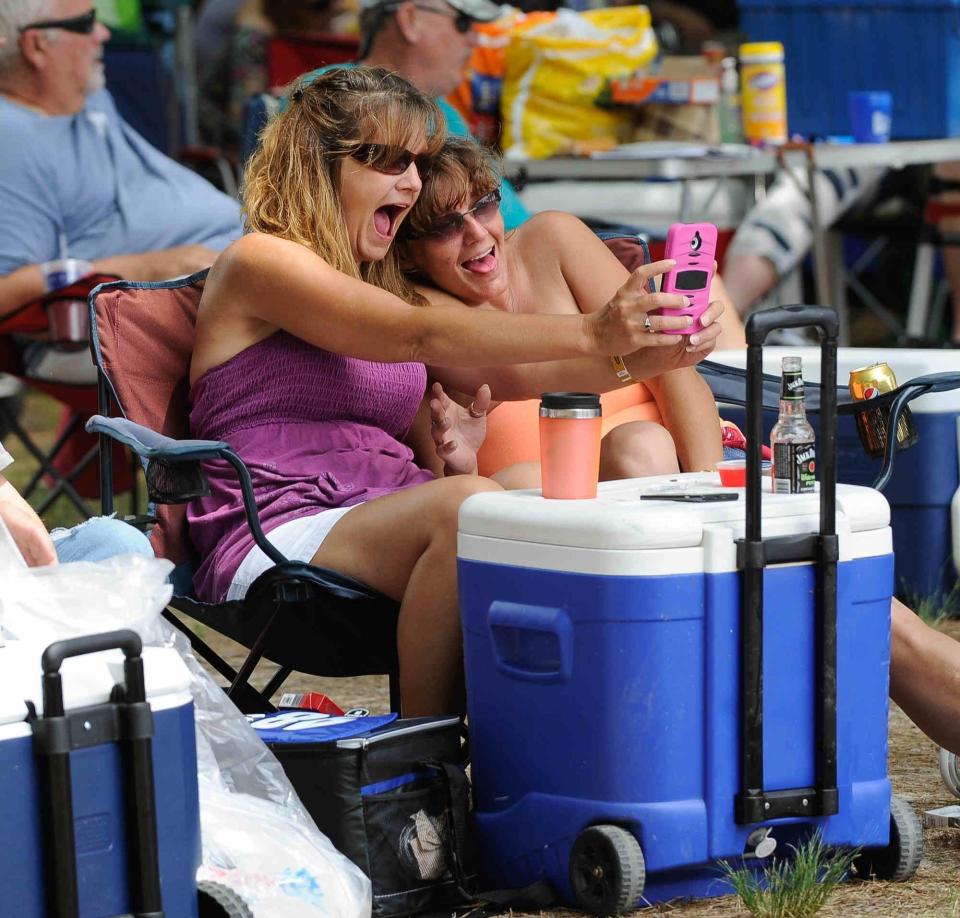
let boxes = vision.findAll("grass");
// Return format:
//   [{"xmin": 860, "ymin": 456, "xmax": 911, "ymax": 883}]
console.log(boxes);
[
  {"xmin": 720, "ymin": 834, "xmax": 860, "ymax": 918},
  {"xmin": 902, "ymin": 576, "xmax": 960, "ymax": 626}
]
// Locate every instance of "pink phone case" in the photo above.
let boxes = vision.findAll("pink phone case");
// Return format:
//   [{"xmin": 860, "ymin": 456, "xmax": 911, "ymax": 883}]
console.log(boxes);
[{"xmin": 655, "ymin": 222, "xmax": 718, "ymax": 334}]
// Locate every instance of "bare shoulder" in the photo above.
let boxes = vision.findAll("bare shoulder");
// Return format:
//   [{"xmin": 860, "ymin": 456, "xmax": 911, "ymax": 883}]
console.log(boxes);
[
  {"xmin": 210, "ymin": 232, "xmax": 304, "ymax": 279},
  {"xmin": 516, "ymin": 210, "xmax": 593, "ymax": 243}
]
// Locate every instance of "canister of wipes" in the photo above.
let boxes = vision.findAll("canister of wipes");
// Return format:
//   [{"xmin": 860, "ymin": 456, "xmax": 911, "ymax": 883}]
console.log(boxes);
[{"xmin": 739, "ymin": 41, "xmax": 787, "ymax": 145}]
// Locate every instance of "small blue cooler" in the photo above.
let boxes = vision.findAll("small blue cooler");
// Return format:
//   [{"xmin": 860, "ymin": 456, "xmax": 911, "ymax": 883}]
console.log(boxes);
[
  {"xmin": 0, "ymin": 635, "xmax": 201, "ymax": 917},
  {"xmin": 458, "ymin": 477, "xmax": 895, "ymax": 906},
  {"xmin": 714, "ymin": 346, "xmax": 960, "ymax": 602}
]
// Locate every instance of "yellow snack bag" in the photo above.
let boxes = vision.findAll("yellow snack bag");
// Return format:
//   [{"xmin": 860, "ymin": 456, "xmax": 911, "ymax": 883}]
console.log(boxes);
[{"xmin": 501, "ymin": 6, "xmax": 658, "ymax": 160}]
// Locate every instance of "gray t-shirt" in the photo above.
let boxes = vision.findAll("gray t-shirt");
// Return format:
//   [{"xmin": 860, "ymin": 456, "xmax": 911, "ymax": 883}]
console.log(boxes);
[{"xmin": 0, "ymin": 90, "xmax": 242, "ymax": 274}]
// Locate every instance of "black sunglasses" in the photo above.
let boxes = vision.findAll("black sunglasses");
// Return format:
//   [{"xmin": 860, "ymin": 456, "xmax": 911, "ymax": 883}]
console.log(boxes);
[
  {"xmin": 349, "ymin": 143, "xmax": 432, "ymax": 176},
  {"xmin": 19, "ymin": 7, "xmax": 97, "ymax": 34},
  {"xmin": 414, "ymin": 188, "xmax": 502, "ymax": 240},
  {"xmin": 411, "ymin": 3, "xmax": 476, "ymax": 33}
]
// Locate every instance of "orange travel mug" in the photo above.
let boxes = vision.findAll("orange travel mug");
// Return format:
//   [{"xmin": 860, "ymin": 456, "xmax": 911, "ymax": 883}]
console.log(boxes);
[{"xmin": 539, "ymin": 392, "xmax": 603, "ymax": 499}]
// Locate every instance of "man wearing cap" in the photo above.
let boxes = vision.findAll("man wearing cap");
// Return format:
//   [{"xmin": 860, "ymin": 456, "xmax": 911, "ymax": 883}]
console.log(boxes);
[
  {"xmin": 301, "ymin": 0, "xmax": 531, "ymax": 230},
  {"xmin": 0, "ymin": 0, "xmax": 242, "ymax": 323}
]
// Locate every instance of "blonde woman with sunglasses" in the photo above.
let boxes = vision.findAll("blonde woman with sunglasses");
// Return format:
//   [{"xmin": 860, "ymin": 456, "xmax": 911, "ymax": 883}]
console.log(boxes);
[
  {"xmin": 189, "ymin": 68, "xmax": 724, "ymax": 716},
  {"xmin": 395, "ymin": 136, "xmax": 730, "ymax": 484}
]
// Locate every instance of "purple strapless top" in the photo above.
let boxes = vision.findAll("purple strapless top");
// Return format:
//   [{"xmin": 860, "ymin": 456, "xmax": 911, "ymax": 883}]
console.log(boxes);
[{"xmin": 187, "ymin": 330, "xmax": 433, "ymax": 602}]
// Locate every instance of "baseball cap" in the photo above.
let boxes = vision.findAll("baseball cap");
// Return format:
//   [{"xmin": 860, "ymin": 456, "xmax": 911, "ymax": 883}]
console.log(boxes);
[{"xmin": 361, "ymin": 0, "xmax": 502, "ymax": 23}]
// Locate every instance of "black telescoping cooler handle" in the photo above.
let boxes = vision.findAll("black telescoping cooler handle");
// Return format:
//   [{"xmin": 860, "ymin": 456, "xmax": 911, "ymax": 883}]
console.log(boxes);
[
  {"xmin": 36, "ymin": 630, "xmax": 163, "ymax": 918},
  {"xmin": 736, "ymin": 305, "xmax": 840, "ymax": 826},
  {"xmin": 41, "ymin": 629, "xmax": 146, "ymax": 715},
  {"xmin": 744, "ymin": 304, "xmax": 838, "ymax": 545}
]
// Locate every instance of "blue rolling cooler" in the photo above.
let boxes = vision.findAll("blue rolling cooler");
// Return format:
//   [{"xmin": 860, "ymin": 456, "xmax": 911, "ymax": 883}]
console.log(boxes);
[
  {"xmin": 0, "ymin": 631, "xmax": 202, "ymax": 917},
  {"xmin": 457, "ymin": 307, "xmax": 922, "ymax": 912},
  {"xmin": 712, "ymin": 345, "xmax": 960, "ymax": 602}
]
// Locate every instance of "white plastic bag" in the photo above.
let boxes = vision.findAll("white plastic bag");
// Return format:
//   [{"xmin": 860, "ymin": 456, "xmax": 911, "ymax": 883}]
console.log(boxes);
[{"xmin": 2, "ymin": 551, "xmax": 372, "ymax": 917}]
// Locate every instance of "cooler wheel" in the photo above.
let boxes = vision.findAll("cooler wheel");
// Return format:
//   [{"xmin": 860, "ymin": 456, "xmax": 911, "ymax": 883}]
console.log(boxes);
[
  {"xmin": 198, "ymin": 880, "xmax": 255, "ymax": 917},
  {"xmin": 853, "ymin": 794, "xmax": 924, "ymax": 882},
  {"xmin": 569, "ymin": 824, "xmax": 645, "ymax": 916},
  {"xmin": 939, "ymin": 747, "xmax": 960, "ymax": 799}
]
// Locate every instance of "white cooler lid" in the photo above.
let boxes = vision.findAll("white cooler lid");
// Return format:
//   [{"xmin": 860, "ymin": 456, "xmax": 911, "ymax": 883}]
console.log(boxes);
[
  {"xmin": 0, "ymin": 643, "xmax": 193, "ymax": 728},
  {"xmin": 711, "ymin": 346, "xmax": 960, "ymax": 414},
  {"xmin": 458, "ymin": 473, "xmax": 891, "ymax": 576}
]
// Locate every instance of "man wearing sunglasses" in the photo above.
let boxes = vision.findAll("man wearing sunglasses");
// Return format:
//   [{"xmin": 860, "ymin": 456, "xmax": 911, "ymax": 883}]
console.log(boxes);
[
  {"xmin": 295, "ymin": 0, "xmax": 532, "ymax": 232},
  {"xmin": 0, "ymin": 0, "xmax": 242, "ymax": 323}
]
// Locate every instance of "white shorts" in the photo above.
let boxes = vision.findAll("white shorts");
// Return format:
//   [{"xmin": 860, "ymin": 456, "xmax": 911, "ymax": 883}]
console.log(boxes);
[{"xmin": 226, "ymin": 505, "xmax": 359, "ymax": 601}]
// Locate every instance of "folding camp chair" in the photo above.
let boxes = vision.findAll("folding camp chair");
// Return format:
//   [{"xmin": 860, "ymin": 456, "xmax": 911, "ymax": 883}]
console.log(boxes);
[
  {"xmin": 0, "ymin": 274, "xmax": 136, "ymax": 518},
  {"xmin": 85, "ymin": 272, "xmax": 401, "ymax": 714}
]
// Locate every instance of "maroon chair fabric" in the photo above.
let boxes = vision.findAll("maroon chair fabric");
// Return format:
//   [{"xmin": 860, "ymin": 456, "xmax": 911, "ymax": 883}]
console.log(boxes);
[{"xmin": 93, "ymin": 279, "xmax": 204, "ymax": 565}]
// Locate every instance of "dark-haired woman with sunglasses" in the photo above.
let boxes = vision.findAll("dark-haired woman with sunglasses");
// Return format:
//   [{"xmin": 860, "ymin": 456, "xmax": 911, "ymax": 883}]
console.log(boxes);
[
  {"xmin": 187, "ymin": 67, "xmax": 718, "ymax": 716},
  {"xmin": 395, "ymin": 136, "xmax": 736, "ymax": 484}
]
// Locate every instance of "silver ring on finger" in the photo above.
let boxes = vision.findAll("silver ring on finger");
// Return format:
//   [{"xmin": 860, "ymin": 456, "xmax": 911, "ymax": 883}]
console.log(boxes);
[
  {"xmin": 468, "ymin": 402, "xmax": 485, "ymax": 419},
  {"xmin": 643, "ymin": 315, "xmax": 654, "ymax": 332}
]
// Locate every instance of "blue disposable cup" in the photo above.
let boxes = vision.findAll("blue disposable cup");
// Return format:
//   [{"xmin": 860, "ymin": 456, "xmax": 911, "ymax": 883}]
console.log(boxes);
[{"xmin": 848, "ymin": 91, "xmax": 893, "ymax": 143}]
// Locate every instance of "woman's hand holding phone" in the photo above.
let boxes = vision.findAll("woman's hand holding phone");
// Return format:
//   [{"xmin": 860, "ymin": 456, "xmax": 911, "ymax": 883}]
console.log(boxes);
[
  {"xmin": 651, "ymin": 222, "xmax": 719, "ymax": 334},
  {"xmin": 584, "ymin": 257, "xmax": 704, "ymax": 355}
]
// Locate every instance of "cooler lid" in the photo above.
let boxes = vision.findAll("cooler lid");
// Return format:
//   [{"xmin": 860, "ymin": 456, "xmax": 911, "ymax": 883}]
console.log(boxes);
[
  {"xmin": 0, "ymin": 643, "xmax": 192, "ymax": 727},
  {"xmin": 711, "ymin": 346, "xmax": 960, "ymax": 413},
  {"xmin": 458, "ymin": 472, "xmax": 889, "ymax": 554}
]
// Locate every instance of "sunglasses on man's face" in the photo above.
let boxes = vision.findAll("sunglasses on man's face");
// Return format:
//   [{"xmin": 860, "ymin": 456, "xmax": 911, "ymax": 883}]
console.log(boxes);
[
  {"xmin": 19, "ymin": 7, "xmax": 97, "ymax": 34},
  {"xmin": 349, "ymin": 143, "xmax": 432, "ymax": 176},
  {"xmin": 411, "ymin": 3, "xmax": 477, "ymax": 33},
  {"xmin": 416, "ymin": 189, "xmax": 502, "ymax": 241}
]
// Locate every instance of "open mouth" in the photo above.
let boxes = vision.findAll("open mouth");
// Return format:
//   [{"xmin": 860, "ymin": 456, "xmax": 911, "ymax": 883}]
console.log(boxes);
[
  {"xmin": 374, "ymin": 204, "xmax": 407, "ymax": 240},
  {"xmin": 461, "ymin": 246, "xmax": 497, "ymax": 275}
]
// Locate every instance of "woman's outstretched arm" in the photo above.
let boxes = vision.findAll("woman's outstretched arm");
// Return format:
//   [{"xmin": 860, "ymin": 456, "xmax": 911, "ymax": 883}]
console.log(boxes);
[{"xmin": 194, "ymin": 232, "xmax": 692, "ymax": 383}]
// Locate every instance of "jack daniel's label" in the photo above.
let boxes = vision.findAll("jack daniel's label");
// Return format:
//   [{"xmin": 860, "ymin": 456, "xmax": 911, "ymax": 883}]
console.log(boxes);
[
  {"xmin": 773, "ymin": 442, "xmax": 816, "ymax": 493},
  {"xmin": 781, "ymin": 370, "xmax": 805, "ymax": 400}
]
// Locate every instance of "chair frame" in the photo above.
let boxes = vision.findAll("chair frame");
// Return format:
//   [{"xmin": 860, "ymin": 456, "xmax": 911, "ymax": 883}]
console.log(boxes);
[
  {"xmin": 0, "ymin": 275, "xmax": 139, "ymax": 519},
  {"xmin": 87, "ymin": 272, "xmax": 401, "ymax": 713}
]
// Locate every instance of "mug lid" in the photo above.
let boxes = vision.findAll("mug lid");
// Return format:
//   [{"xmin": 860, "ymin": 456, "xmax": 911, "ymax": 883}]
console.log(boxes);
[{"xmin": 540, "ymin": 392, "xmax": 601, "ymax": 410}]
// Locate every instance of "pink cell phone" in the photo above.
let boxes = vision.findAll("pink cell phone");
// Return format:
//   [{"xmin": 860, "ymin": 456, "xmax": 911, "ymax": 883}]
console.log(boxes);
[{"xmin": 655, "ymin": 222, "xmax": 718, "ymax": 334}]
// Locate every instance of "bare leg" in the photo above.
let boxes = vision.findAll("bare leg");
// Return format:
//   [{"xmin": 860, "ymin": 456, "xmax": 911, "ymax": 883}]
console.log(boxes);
[
  {"xmin": 599, "ymin": 421, "xmax": 679, "ymax": 480},
  {"xmin": 710, "ymin": 274, "xmax": 747, "ymax": 350},
  {"xmin": 310, "ymin": 475, "xmax": 502, "ymax": 716},
  {"xmin": 721, "ymin": 253, "xmax": 780, "ymax": 317},
  {"xmin": 890, "ymin": 597, "xmax": 960, "ymax": 754},
  {"xmin": 492, "ymin": 461, "xmax": 541, "ymax": 489}
]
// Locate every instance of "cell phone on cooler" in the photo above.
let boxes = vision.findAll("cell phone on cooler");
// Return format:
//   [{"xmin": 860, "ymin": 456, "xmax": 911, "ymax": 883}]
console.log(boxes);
[{"xmin": 654, "ymin": 222, "xmax": 718, "ymax": 334}]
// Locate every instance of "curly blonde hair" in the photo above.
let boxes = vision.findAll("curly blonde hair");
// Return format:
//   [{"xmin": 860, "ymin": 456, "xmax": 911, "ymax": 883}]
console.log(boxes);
[{"xmin": 242, "ymin": 66, "xmax": 444, "ymax": 298}]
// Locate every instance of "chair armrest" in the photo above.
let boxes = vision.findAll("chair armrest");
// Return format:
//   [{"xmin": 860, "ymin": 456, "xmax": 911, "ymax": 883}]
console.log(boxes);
[
  {"xmin": 85, "ymin": 415, "xmax": 230, "ymax": 462},
  {"xmin": 85, "ymin": 415, "xmax": 288, "ymax": 566}
]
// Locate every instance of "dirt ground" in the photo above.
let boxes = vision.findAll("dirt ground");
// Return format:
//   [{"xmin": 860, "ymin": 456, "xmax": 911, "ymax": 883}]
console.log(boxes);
[{"xmin": 197, "ymin": 619, "xmax": 960, "ymax": 918}]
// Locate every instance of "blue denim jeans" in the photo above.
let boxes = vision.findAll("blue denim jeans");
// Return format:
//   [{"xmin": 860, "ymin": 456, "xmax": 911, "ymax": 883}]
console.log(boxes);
[{"xmin": 50, "ymin": 516, "xmax": 153, "ymax": 564}]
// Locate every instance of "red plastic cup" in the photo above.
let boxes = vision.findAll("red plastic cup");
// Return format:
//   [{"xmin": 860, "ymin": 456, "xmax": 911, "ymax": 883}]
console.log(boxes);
[
  {"xmin": 716, "ymin": 458, "xmax": 746, "ymax": 487},
  {"xmin": 539, "ymin": 393, "xmax": 602, "ymax": 499}
]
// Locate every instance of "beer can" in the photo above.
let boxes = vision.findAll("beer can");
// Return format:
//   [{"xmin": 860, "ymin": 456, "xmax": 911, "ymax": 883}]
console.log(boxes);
[{"xmin": 848, "ymin": 362, "xmax": 919, "ymax": 458}]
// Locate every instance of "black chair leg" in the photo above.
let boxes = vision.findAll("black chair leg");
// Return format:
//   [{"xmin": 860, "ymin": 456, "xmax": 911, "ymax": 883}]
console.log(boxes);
[
  {"xmin": 9, "ymin": 410, "xmax": 92, "ymax": 518},
  {"xmin": 163, "ymin": 609, "xmax": 241, "ymax": 685},
  {"xmin": 388, "ymin": 670, "xmax": 401, "ymax": 714},
  {"xmin": 228, "ymin": 602, "xmax": 282, "ymax": 703},
  {"xmin": 260, "ymin": 666, "xmax": 291, "ymax": 703}
]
